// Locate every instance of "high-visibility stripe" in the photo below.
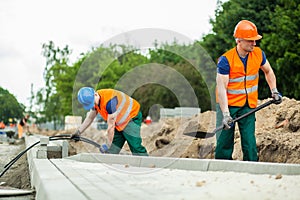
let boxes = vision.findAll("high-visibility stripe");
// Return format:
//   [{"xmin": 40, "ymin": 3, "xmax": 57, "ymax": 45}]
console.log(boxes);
[
  {"xmin": 115, "ymin": 92, "xmax": 126, "ymax": 115},
  {"xmin": 227, "ymin": 85, "xmax": 258, "ymax": 94},
  {"xmin": 229, "ymin": 73, "xmax": 258, "ymax": 83},
  {"xmin": 116, "ymin": 96, "xmax": 133, "ymax": 126},
  {"xmin": 246, "ymin": 74, "xmax": 259, "ymax": 81}
]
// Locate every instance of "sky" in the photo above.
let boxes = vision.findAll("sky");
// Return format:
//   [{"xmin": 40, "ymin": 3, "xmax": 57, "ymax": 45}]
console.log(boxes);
[{"xmin": 0, "ymin": 0, "xmax": 222, "ymax": 108}]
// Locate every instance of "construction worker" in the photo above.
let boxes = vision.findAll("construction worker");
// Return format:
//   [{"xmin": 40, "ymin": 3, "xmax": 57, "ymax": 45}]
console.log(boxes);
[
  {"xmin": 72, "ymin": 87, "xmax": 148, "ymax": 156},
  {"xmin": 17, "ymin": 114, "xmax": 30, "ymax": 139},
  {"xmin": 215, "ymin": 20, "xmax": 282, "ymax": 161},
  {"xmin": 0, "ymin": 121, "xmax": 5, "ymax": 129}
]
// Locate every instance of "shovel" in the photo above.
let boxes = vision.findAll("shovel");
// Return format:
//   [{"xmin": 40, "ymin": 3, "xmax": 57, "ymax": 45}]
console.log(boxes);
[{"xmin": 183, "ymin": 99, "xmax": 276, "ymax": 139}]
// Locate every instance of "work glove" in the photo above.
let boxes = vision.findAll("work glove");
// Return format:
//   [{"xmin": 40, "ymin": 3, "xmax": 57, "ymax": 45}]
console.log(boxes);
[
  {"xmin": 222, "ymin": 112, "xmax": 233, "ymax": 130},
  {"xmin": 71, "ymin": 130, "xmax": 81, "ymax": 142},
  {"xmin": 99, "ymin": 144, "xmax": 109, "ymax": 153},
  {"xmin": 271, "ymin": 88, "xmax": 282, "ymax": 105}
]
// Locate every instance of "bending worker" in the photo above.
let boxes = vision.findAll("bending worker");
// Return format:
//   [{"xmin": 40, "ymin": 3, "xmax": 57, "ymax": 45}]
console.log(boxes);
[
  {"xmin": 215, "ymin": 20, "xmax": 282, "ymax": 161},
  {"xmin": 72, "ymin": 87, "xmax": 148, "ymax": 156}
]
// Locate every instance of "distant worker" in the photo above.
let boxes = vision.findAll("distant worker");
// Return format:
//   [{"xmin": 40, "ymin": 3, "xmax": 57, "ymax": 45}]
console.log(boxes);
[
  {"xmin": 71, "ymin": 87, "xmax": 148, "ymax": 156},
  {"xmin": 144, "ymin": 116, "xmax": 152, "ymax": 125},
  {"xmin": 18, "ymin": 114, "xmax": 30, "ymax": 139},
  {"xmin": 215, "ymin": 20, "xmax": 282, "ymax": 161},
  {"xmin": 0, "ymin": 121, "xmax": 5, "ymax": 129}
]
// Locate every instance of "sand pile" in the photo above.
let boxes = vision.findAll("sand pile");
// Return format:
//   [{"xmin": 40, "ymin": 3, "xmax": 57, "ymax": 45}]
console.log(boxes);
[{"xmin": 139, "ymin": 97, "xmax": 300, "ymax": 163}]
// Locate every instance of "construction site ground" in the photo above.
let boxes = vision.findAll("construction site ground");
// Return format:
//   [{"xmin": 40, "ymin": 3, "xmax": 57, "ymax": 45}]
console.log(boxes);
[{"xmin": 0, "ymin": 97, "xmax": 299, "ymax": 199}]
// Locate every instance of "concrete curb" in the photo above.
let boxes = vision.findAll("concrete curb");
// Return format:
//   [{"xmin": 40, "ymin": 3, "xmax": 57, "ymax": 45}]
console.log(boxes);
[
  {"xmin": 25, "ymin": 135, "xmax": 87, "ymax": 200},
  {"xmin": 68, "ymin": 153, "xmax": 300, "ymax": 175}
]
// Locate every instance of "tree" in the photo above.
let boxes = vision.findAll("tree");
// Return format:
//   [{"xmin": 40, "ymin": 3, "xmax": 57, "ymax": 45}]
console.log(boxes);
[
  {"xmin": 0, "ymin": 87, "xmax": 24, "ymax": 124},
  {"xmin": 261, "ymin": 0, "xmax": 300, "ymax": 98},
  {"xmin": 40, "ymin": 41, "xmax": 73, "ymax": 128}
]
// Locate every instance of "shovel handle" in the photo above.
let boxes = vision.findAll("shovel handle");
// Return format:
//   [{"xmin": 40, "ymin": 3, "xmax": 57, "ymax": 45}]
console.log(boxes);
[
  {"xmin": 214, "ymin": 99, "xmax": 275, "ymax": 133},
  {"xmin": 232, "ymin": 99, "xmax": 275, "ymax": 123}
]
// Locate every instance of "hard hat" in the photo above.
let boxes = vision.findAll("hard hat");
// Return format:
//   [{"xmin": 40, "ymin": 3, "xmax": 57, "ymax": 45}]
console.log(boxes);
[
  {"xmin": 77, "ymin": 87, "xmax": 95, "ymax": 110},
  {"xmin": 233, "ymin": 20, "xmax": 262, "ymax": 40}
]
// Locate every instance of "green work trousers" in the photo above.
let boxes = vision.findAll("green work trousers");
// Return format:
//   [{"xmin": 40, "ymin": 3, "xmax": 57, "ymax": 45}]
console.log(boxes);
[
  {"xmin": 108, "ymin": 111, "xmax": 148, "ymax": 156},
  {"xmin": 215, "ymin": 104, "xmax": 258, "ymax": 161}
]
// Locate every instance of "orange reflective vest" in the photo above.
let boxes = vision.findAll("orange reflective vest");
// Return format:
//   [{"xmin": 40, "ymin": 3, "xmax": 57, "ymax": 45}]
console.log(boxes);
[
  {"xmin": 218, "ymin": 47, "xmax": 263, "ymax": 108},
  {"xmin": 94, "ymin": 89, "xmax": 140, "ymax": 131}
]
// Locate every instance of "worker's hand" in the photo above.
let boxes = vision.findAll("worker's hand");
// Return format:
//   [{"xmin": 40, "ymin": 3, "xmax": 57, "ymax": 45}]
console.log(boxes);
[
  {"xmin": 222, "ymin": 112, "xmax": 233, "ymax": 130},
  {"xmin": 271, "ymin": 88, "xmax": 282, "ymax": 105},
  {"xmin": 100, "ymin": 144, "xmax": 109, "ymax": 153},
  {"xmin": 71, "ymin": 130, "xmax": 81, "ymax": 142}
]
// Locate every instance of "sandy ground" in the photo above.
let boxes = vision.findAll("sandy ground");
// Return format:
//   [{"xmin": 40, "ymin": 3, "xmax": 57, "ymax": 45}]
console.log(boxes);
[
  {"xmin": 0, "ymin": 139, "xmax": 35, "ymax": 199},
  {"xmin": 0, "ymin": 139, "xmax": 31, "ymax": 189}
]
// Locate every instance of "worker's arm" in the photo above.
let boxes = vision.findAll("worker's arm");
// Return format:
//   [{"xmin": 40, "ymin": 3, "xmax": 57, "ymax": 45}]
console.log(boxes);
[
  {"xmin": 106, "ymin": 112, "xmax": 117, "ymax": 145},
  {"xmin": 260, "ymin": 59, "xmax": 282, "ymax": 104},
  {"xmin": 77, "ymin": 109, "xmax": 98, "ymax": 133},
  {"xmin": 260, "ymin": 59, "xmax": 277, "ymax": 91},
  {"xmin": 104, "ymin": 96, "xmax": 118, "ymax": 145},
  {"xmin": 216, "ymin": 73, "xmax": 234, "ymax": 129},
  {"xmin": 216, "ymin": 73, "xmax": 230, "ymax": 113}
]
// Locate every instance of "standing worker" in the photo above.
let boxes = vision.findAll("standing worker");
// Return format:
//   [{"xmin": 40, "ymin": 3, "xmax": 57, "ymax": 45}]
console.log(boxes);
[
  {"xmin": 17, "ymin": 114, "xmax": 30, "ymax": 139},
  {"xmin": 0, "ymin": 121, "xmax": 5, "ymax": 129},
  {"xmin": 72, "ymin": 87, "xmax": 148, "ymax": 156},
  {"xmin": 215, "ymin": 20, "xmax": 282, "ymax": 161}
]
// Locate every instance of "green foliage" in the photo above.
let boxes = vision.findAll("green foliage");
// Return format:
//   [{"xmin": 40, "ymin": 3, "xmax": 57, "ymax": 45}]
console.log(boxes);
[
  {"xmin": 261, "ymin": 1, "xmax": 300, "ymax": 98},
  {"xmin": 98, "ymin": 50, "xmax": 149, "ymax": 90},
  {"xmin": 72, "ymin": 45, "xmax": 138, "ymax": 117},
  {"xmin": 129, "ymin": 43, "xmax": 213, "ymax": 117},
  {"xmin": 0, "ymin": 87, "xmax": 24, "ymax": 124},
  {"xmin": 37, "ymin": 41, "xmax": 74, "ymax": 127}
]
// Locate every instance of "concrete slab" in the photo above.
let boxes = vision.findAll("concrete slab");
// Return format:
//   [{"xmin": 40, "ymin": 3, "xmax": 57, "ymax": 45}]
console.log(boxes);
[
  {"xmin": 25, "ymin": 135, "xmax": 300, "ymax": 200},
  {"xmin": 49, "ymin": 158, "xmax": 300, "ymax": 200},
  {"xmin": 68, "ymin": 153, "xmax": 300, "ymax": 175}
]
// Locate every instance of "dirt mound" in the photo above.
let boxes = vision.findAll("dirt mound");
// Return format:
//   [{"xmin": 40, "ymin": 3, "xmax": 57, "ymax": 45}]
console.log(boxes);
[
  {"xmin": 140, "ymin": 97, "xmax": 300, "ymax": 163},
  {"xmin": 255, "ymin": 97, "xmax": 300, "ymax": 163},
  {"xmin": 140, "ymin": 111, "xmax": 216, "ymax": 159}
]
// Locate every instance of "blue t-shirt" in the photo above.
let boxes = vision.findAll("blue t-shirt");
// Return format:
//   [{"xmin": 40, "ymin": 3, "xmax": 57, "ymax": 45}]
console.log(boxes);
[
  {"xmin": 106, "ymin": 96, "xmax": 118, "ymax": 114},
  {"xmin": 217, "ymin": 51, "xmax": 267, "ymax": 75}
]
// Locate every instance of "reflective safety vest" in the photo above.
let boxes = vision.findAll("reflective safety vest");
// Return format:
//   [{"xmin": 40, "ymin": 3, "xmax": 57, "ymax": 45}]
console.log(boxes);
[
  {"xmin": 94, "ymin": 89, "xmax": 140, "ymax": 131},
  {"xmin": 219, "ymin": 47, "xmax": 263, "ymax": 108}
]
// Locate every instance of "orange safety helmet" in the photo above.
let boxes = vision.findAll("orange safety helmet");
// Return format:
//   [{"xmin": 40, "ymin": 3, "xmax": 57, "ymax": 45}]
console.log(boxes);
[{"xmin": 233, "ymin": 20, "xmax": 262, "ymax": 40}]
